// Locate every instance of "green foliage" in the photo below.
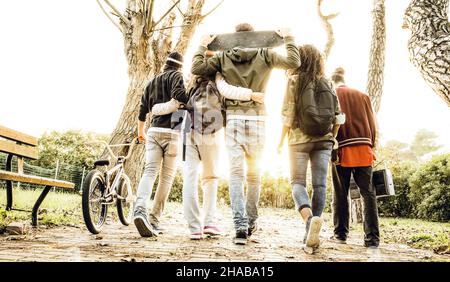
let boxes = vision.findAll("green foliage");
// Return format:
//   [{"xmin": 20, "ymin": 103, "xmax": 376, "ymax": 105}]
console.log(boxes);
[
  {"xmin": 378, "ymin": 162, "xmax": 417, "ymax": 217},
  {"xmin": 410, "ymin": 129, "xmax": 443, "ymax": 160},
  {"xmin": 35, "ymin": 130, "xmax": 110, "ymax": 168},
  {"xmin": 409, "ymin": 154, "xmax": 450, "ymax": 221}
]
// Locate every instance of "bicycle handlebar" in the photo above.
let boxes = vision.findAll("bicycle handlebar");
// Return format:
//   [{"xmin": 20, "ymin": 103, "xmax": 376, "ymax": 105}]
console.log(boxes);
[{"xmin": 89, "ymin": 137, "xmax": 140, "ymax": 161}]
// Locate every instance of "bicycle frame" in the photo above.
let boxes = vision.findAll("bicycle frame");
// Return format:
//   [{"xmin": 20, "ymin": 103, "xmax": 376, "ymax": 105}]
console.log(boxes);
[{"xmin": 90, "ymin": 138, "xmax": 138, "ymax": 204}]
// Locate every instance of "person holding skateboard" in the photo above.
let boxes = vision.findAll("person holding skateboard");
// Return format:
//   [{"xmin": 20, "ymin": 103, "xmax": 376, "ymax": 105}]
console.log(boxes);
[{"xmin": 191, "ymin": 23, "xmax": 300, "ymax": 245}]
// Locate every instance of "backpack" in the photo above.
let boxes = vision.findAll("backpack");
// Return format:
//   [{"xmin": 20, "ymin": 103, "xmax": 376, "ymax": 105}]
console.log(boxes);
[
  {"xmin": 186, "ymin": 76, "xmax": 226, "ymax": 135},
  {"xmin": 297, "ymin": 78, "xmax": 338, "ymax": 136}
]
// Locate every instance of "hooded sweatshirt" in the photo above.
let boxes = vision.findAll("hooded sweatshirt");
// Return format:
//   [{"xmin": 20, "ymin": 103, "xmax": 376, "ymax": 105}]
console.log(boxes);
[
  {"xmin": 191, "ymin": 36, "xmax": 300, "ymax": 116},
  {"xmin": 138, "ymin": 66, "xmax": 188, "ymax": 129}
]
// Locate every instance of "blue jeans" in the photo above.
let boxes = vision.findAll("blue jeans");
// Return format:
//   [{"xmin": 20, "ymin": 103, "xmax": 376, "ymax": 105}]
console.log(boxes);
[
  {"xmin": 289, "ymin": 141, "xmax": 332, "ymax": 216},
  {"xmin": 225, "ymin": 119, "xmax": 265, "ymax": 232}
]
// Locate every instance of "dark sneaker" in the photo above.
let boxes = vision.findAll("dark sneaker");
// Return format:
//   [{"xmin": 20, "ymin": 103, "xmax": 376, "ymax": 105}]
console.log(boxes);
[
  {"xmin": 248, "ymin": 222, "xmax": 258, "ymax": 237},
  {"xmin": 233, "ymin": 230, "xmax": 248, "ymax": 245},
  {"xmin": 364, "ymin": 241, "xmax": 379, "ymax": 248},
  {"xmin": 305, "ymin": 216, "xmax": 323, "ymax": 249},
  {"xmin": 149, "ymin": 214, "xmax": 163, "ymax": 235},
  {"xmin": 133, "ymin": 207, "xmax": 157, "ymax": 237},
  {"xmin": 330, "ymin": 235, "xmax": 347, "ymax": 244}
]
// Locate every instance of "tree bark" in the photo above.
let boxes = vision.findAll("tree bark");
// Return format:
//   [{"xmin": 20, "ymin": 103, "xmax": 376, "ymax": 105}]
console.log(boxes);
[
  {"xmin": 97, "ymin": 0, "xmax": 212, "ymax": 189},
  {"xmin": 366, "ymin": 0, "xmax": 386, "ymax": 113},
  {"xmin": 317, "ymin": 0, "xmax": 339, "ymax": 60},
  {"xmin": 404, "ymin": 0, "xmax": 450, "ymax": 107}
]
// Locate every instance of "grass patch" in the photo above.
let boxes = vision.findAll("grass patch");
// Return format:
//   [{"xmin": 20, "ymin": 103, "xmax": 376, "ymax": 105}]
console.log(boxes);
[{"xmin": 0, "ymin": 188, "xmax": 82, "ymax": 232}]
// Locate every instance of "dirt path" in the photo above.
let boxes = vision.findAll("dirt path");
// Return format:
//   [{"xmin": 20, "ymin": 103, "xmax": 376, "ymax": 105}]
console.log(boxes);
[{"xmin": 0, "ymin": 203, "xmax": 448, "ymax": 262}]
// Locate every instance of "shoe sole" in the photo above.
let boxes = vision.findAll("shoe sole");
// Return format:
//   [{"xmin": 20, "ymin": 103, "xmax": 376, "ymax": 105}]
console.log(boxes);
[
  {"xmin": 204, "ymin": 229, "xmax": 222, "ymax": 236},
  {"xmin": 233, "ymin": 238, "xmax": 248, "ymax": 245},
  {"xmin": 306, "ymin": 217, "xmax": 323, "ymax": 249},
  {"xmin": 134, "ymin": 217, "xmax": 156, "ymax": 237}
]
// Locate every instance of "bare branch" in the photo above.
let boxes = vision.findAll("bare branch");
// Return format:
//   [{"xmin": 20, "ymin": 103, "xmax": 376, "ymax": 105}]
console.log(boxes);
[
  {"xmin": 103, "ymin": 0, "xmax": 130, "ymax": 26},
  {"xmin": 152, "ymin": 0, "xmax": 182, "ymax": 29},
  {"xmin": 171, "ymin": 0, "xmax": 185, "ymax": 17},
  {"xmin": 201, "ymin": 0, "xmax": 225, "ymax": 20},
  {"xmin": 152, "ymin": 24, "xmax": 192, "ymax": 32},
  {"xmin": 146, "ymin": 0, "xmax": 155, "ymax": 33},
  {"xmin": 317, "ymin": 0, "xmax": 339, "ymax": 60},
  {"xmin": 96, "ymin": 0, "xmax": 123, "ymax": 33}
]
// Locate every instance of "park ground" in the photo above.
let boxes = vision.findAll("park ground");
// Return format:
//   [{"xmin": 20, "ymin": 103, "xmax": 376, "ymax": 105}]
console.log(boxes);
[{"xmin": 0, "ymin": 189, "xmax": 449, "ymax": 262}]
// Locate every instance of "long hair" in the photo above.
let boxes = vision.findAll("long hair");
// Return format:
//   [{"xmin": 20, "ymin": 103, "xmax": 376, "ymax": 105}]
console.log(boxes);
[{"xmin": 293, "ymin": 44, "xmax": 325, "ymax": 127}]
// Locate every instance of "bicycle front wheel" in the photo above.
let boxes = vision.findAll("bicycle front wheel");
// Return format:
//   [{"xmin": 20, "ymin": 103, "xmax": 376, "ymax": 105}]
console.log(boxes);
[
  {"xmin": 117, "ymin": 174, "xmax": 134, "ymax": 226},
  {"xmin": 82, "ymin": 170, "xmax": 108, "ymax": 234}
]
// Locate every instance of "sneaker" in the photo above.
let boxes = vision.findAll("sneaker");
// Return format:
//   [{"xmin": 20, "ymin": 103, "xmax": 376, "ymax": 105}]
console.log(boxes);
[
  {"xmin": 149, "ymin": 214, "xmax": 164, "ymax": 235},
  {"xmin": 303, "ymin": 216, "xmax": 313, "ymax": 244},
  {"xmin": 203, "ymin": 225, "xmax": 223, "ymax": 236},
  {"xmin": 190, "ymin": 232, "xmax": 203, "ymax": 240},
  {"xmin": 233, "ymin": 230, "xmax": 248, "ymax": 245},
  {"xmin": 248, "ymin": 222, "xmax": 258, "ymax": 237},
  {"xmin": 305, "ymin": 216, "xmax": 323, "ymax": 249},
  {"xmin": 330, "ymin": 235, "xmax": 347, "ymax": 244},
  {"xmin": 364, "ymin": 241, "xmax": 380, "ymax": 248},
  {"xmin": 133, "ymin": 207, "xmax": 157, "ymax": 237}
]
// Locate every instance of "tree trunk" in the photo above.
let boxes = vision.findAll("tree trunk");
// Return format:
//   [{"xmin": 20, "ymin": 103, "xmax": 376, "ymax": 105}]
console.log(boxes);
[
  {"xmin": 97, "ymin": 0, "xmax": 209, "ymax": 188},
  {"xmin": 366, "ymin": 0, "xmax": 386, "ymax": 113},
  {"xmin": 317, "ymin": 0, "xmax": 339, "ymax": 60},
  {"xmin": 404, "ymin": 0, "xmax": 450, "ymax": 107}
]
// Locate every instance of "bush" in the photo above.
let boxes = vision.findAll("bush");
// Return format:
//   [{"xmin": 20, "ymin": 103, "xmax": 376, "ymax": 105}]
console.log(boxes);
[
  {"xmin": 409, "ymin": 154, "xmax": 450, "ymax": 222},
  {"xmin": 378, "ymin": 162, "xmax": 417, "ymax": 217}
]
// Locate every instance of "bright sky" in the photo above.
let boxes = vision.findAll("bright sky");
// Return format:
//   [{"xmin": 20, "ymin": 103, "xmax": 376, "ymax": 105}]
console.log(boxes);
[{"xmin": 0, "ymin": 0, "xmax": 449, "ymax": 175}]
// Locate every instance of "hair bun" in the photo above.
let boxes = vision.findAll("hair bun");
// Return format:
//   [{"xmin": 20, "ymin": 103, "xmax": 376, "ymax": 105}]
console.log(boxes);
[{"xmin": 333, "ymin": 67, "xmax": 345, "ymax": 76}]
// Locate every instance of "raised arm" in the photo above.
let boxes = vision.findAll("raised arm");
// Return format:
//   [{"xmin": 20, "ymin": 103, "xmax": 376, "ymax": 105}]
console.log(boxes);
[
  {"xmin": 191, "ymin": 35, "xmax": 221, "ymax": 76},
  {"xmin": 265, "ymin": 28, "xmax": 301, "ymax": 70}
]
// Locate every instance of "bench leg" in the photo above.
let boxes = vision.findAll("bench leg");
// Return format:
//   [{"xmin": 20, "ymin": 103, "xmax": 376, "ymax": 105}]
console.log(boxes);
[
  {"xmin": 32, "ymin": 186, "xmax": 52, "ymax": 227},
  {"xmin": 5, "ymin": 154, "xmax": 13, "ymax": 211}
]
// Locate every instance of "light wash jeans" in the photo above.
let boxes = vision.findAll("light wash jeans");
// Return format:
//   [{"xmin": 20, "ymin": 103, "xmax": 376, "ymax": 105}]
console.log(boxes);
[
  {"xmin": 225, "ymin": 119, "xmax": 265, "ymax": 232},
  {"xmin": 182, "ymin": 131, "xmax": 221, "ymax": 233},
  {"xmin": 289, "ymin": 141, "xmax": 333, "ymax": 217},
  {"xmin": 135, "ymin": 130, "xmax": 179, "ymax": 225}
]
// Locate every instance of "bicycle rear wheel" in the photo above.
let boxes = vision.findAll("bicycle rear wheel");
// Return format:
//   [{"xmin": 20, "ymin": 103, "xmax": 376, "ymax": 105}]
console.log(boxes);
[
  {"xmin": 117, "ymin": 175, "xmax": 134, "ymax": 226},
  {"xmin": 82, "ymin": 170, "xmax": 108, "ymax": 234}
]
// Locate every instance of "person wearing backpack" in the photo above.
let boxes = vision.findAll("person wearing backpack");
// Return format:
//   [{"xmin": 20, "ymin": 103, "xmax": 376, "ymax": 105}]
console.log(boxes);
[
  {"xmin": 330, "ymin": 67, "xmax": 380, "ymax": 248},
  {"xmin": 277, "ymin": 45, "xmax": 345, "ymax": 250},
  {"xmin": 134, "ymin": 52, "xmax": 189, "ymax": 238},
  {"xmin": 151, "ymin": 70, "xmax": 264, "ymax": 240},
  {"xmin": 192, "ymin": 24, "xmax": 300, "ymax": 245}
]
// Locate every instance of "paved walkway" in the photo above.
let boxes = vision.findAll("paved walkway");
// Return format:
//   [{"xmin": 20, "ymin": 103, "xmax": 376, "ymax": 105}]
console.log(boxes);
[{"xmin": 0, "ymin": 204, "xmax": 448, "ymax": 262}]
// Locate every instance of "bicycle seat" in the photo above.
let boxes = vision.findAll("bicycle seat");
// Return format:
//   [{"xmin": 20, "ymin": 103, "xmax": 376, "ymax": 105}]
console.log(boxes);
[{"xmin": 94, "ymin": 159, "xmax": 110, "ymax": 167}]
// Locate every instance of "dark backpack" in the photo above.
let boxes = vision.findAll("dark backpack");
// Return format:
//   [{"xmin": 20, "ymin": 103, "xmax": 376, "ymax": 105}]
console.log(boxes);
[
  {"xmin": 186, "ymin": 76, "xmax": 226, "ymax": 135},
  {"xmin": 297, "ymin": 78, "xmax": 338, "ymax": 136}
]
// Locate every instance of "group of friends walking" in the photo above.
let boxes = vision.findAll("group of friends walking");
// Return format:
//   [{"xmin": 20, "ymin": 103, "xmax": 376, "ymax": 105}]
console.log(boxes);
[{"xmin": 133, "ymin": 23, "xmax": 380, "ymax": 250}]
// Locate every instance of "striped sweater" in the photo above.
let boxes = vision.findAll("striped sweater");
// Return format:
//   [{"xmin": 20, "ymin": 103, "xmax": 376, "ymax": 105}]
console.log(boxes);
[{"xmin": 335, "ymin": 85, "xmax": 377, "ymax": 148}]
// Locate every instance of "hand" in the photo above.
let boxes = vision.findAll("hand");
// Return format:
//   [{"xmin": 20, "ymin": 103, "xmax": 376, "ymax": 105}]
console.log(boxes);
[
  {"xmin": 200, "ymin": 34, "xmax": 216, "ymax": 48},
  {"xmin": 215, "ymin": 72, "xmax": 224, "ymax": 82},
  {"xmin": 205, "ymin": 50, "xmax": 216, "ymax": 57},
  {"xmin": 137, "ymin": 133, "xmax": 146, "ymax": 143},
  {"xmin": 251, "ymin": 92, "xmax": 265, "ymax": 104},
  {"xmin": 276, "ymin": 28, "xmax": 293, "ymax": 38},
  {"xmin": 277, "ymin": 143, "xmax": 283, "ymax": 154}
]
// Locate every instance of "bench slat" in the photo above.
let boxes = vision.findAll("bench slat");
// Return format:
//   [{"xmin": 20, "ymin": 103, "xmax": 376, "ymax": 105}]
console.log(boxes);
[
  {"xmin": 0, "ymin": 125, "xmax": 38, "ymax": 146},
  {"xmin": 0, "ymin": 139, "xmax": 38, "ymax": 160},
  {"xmin": 0, "ymin": 171, "xmax": 75, "ymax": 189}
]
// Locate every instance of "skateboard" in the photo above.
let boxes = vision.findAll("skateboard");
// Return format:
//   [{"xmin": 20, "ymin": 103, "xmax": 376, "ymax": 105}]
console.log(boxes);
[{"xmin": 207, "ymin": 30, "xmax": 284, "ymax": 51}]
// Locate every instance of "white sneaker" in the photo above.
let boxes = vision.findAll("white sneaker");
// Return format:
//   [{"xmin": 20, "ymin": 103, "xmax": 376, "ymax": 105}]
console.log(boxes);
[
  {"xmin": 190, "ymin": 232, "xmax": 203, "ymax": 240},
  {"xmin": 305, "ymin": 216, "xmax": 323, "ymax": 249},
  {"xmin": 203, "ymin": 225, "xmax": 223, "ymax": 236}
]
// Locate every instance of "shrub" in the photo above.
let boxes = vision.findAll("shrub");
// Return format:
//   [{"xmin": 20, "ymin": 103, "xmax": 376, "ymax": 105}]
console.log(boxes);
[
  {"xmin": 408, "ymin": 154, "xmax": 450, "ymax": 222},
  {"xmin": 377, "ymin": 162, "xmax": 418, "ymax": 217}
]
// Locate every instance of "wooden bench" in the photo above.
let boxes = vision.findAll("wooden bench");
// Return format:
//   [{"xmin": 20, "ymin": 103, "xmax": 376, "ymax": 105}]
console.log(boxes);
[{"xmin": 0, "ymin": 125, "xmax": 75, "ymax": 226}]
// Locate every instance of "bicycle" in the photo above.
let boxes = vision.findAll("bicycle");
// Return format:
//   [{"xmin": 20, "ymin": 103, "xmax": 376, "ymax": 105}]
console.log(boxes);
[{"xmin": 82, "ymin": 138, "xmax": 140, "ymax": 234}]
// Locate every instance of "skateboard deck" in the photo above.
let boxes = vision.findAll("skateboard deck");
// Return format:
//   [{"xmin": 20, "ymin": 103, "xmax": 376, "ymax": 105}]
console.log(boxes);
[{"xmin": 207, "ymin": 31, "xmax": 284, "ymax": 51}]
